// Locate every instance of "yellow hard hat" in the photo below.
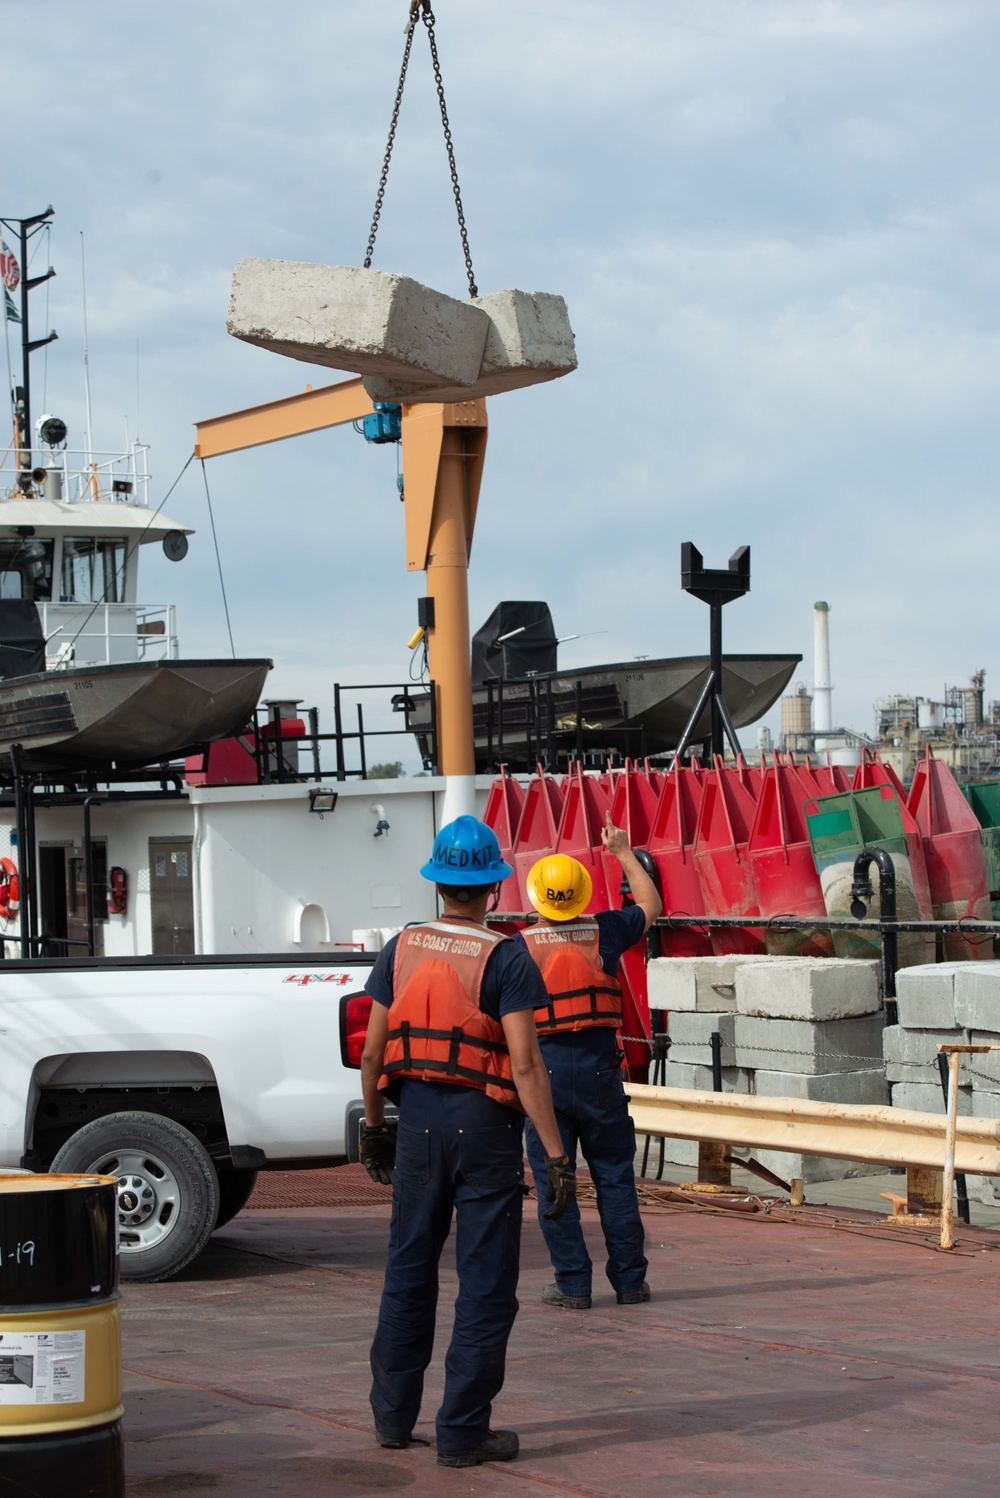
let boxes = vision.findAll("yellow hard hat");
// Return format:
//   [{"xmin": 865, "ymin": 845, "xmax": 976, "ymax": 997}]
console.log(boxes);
[{"xmin": 526, "ymin": 854, "xmax": 593, "ymax": 921}]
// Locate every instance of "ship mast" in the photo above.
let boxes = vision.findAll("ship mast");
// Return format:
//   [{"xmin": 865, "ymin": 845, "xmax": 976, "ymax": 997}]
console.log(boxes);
[{"xmin": 0, "ymin": 205, "xmax": 57, "ymax": 488}]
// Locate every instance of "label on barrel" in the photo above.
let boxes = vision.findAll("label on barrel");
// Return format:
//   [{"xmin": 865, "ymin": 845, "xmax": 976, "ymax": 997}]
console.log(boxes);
[{"xmin": 0, "ymin": 1330, "xmax": 85, "ymax": 1404}]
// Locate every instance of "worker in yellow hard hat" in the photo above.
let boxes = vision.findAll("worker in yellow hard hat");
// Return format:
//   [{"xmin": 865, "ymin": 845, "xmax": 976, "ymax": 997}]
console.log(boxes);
[{"xmin": 515, "ymin": 812, "xmax": 662, "ymax": 1310}]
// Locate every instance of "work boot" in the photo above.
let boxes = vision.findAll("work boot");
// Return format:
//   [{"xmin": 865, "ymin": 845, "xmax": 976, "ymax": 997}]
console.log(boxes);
[
  {"xmin": 616, "ymin": 1282, "xmax": 651, "ymax": 1305},
  {"xmin": 375, "ymin": 1429, "xmax": 410, "ymax": 1449},
  {"xmin": 437, "ymin": 1430, "xmax": 519, "ymax": 1467},
  {"xmin": 542, "ymin": 1282, "xmax": 592, "ymax": 1310}
]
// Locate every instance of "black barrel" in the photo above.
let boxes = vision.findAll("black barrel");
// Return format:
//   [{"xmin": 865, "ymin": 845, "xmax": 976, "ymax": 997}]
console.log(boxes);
[
  {"xmin": 0, "ymin": 1173, "xmax": 117, "ymax": 1308},
  {"xmin": 0, "ymin": 1419, "xmax": 123, "ymax": 1496}
]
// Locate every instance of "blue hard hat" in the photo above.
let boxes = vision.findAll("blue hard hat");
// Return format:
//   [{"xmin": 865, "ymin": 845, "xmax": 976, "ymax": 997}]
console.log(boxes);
[{"xmin": 420, "ymin": 815, "xmax": 513, "ymax": 885}]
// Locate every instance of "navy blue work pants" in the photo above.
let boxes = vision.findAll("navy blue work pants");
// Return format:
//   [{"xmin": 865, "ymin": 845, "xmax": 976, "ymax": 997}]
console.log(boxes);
[
  {"xmin": 369, "ymin": 1080, "xmax": 524, "ymax": 1456},
  {"xmin": 524, "ymin": 1029, "xmax": 647, "ymax": 1298}
]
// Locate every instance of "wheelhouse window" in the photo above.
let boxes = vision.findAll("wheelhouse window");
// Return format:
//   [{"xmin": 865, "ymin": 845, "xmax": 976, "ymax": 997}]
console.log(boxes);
[
  {"xmin": 61, "ymin": 537, "xmax": 127, "ymax": 603},
  {"xmin": 0, "ymin": 537, "xmax": 54, "ymax": 601}
]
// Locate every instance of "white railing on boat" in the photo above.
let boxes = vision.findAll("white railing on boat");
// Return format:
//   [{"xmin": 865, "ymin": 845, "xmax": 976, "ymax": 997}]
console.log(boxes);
[
  {"xmin": 0, "ymin": 444, "xmax": 152, "ymax": 509},
  {"xmin": 39, "ymin": 602, "xmax": 178, "ymax": 670}
]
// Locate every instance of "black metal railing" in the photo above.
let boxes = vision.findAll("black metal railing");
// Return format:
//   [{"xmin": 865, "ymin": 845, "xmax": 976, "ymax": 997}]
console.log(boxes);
[
  {"xmin": 245, "ymin": 681, "xmax": 438, "ymax": 784},
  {"xmin": 480, "ymin": 674, "xmax": 648, "ymax": 774}
]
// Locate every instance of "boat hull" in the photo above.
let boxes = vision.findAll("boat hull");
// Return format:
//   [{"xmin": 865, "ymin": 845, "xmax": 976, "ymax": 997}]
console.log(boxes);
[{"xmin": 0, "ymin": 659, "xmax": 272, "ymax": 769}]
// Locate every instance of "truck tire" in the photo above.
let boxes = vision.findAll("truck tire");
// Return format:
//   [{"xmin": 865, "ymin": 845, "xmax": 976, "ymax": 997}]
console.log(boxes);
[
  {"xmin": 50, "ymin": 1111, "xmax": 220, "ymax": 1284},
  {"xmin": 214, "ymin": 1167, "xmax": 259, "ymax": 1229}
]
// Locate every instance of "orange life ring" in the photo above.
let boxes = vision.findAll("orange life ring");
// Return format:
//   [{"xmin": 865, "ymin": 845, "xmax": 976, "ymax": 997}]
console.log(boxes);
[{"xmin": 0, "ymin": 855, "xmax": 20, "ymax": 921}]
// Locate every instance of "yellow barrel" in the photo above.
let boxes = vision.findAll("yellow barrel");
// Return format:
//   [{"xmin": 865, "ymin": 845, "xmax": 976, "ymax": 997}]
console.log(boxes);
[{"xmin": 0, "ymin": 1172, "xmax": 124, "ymax": 1493}]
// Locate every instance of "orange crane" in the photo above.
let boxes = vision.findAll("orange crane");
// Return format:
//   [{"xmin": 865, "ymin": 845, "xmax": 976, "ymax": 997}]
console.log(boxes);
[{"xmin": 194, "ymin": 381, "xmax": 487, "ymax": 811}]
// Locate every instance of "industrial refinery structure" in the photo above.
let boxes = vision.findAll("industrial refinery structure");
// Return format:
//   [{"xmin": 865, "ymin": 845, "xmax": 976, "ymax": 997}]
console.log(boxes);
[{"xmin": 780, "ymin": 605, "xmax": 1000, "ymax": 785}]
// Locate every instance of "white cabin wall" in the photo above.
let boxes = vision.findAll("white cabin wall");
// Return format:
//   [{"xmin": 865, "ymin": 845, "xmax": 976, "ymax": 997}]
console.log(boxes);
[
  {"xmin": 98, "ymin": 802, "xmax": 196, "ymax": 955},
  {"xmin": 18, "ymin": 801, "xmax": 195, "ymax": 957},
  {"xmin": 1, "ymin": 778, "xmax": 493, "ymax": 959},
  {"xmin": 193, "ymin": 778, "xmax": 489, "ymax": 954}
]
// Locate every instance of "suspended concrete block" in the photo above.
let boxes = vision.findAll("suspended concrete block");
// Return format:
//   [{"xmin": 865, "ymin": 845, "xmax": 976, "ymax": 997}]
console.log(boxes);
[
  {"xmin": 227, "ymin": 259, "xmax": 490, "ymax": 384},
  {"xmin": 363, "ymin": 289, "xmax": 577, "ymax": 403}
]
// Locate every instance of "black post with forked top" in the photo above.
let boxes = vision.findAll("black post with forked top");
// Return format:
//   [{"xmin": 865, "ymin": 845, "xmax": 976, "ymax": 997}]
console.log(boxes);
[{"xmin": 676, "ymin": 543, "xmax": 751, "ymax": 762}]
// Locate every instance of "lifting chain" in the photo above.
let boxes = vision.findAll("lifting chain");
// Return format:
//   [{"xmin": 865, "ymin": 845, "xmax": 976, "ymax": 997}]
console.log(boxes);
[{"xmin": 363, "ymin": 1, "xmax": 478, "ymax": 298}]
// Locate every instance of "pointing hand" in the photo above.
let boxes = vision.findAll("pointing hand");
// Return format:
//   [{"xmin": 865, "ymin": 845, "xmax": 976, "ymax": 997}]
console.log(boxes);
[{"xmin": 600, "ymin": 811, "xmax": 629, "ymax": 858}]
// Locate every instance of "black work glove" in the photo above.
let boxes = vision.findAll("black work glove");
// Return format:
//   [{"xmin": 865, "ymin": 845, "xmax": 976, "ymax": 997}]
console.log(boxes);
[
  {"xmin": 543, "ymin": 1155, "xmax": 576, "ymax": 1221},
  {"xmin": 359, "ymin": 1121, "xmax": 397, "ymax": 1185}
]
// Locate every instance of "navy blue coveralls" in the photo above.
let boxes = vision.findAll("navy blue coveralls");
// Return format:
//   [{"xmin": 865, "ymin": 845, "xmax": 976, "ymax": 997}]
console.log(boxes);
[
  {"xmin": 364, "ymin": 923, "xmax": 548, "ymax": 1456},
  {"xmin": 518, "ymin": 907, "xmax": 649, "ymax": 1301}
]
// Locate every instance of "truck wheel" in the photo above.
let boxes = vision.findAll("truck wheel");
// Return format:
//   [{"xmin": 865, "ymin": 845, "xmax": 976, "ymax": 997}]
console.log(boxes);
[
  {"xmin": 214, "ymin": 1167, "xmax": 259, "ymax": 1229},
  {"xmin": 50, "ymin": 1111, "xmax": 220, "ymax": 1284}
]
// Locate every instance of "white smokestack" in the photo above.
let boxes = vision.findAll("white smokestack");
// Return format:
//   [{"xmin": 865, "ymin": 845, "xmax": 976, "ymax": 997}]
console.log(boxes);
[{"xmin": 813, "ymin": 601, "xmax": 832, "ymax": 735}]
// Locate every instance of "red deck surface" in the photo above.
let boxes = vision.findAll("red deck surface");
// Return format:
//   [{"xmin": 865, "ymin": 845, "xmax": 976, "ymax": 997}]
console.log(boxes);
[{"xmin": 123, "ymin": 1179, "xmax": 1000, "ymax": 1497}]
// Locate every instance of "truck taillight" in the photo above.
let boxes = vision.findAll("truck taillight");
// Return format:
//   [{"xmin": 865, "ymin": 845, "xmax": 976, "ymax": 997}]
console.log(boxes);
[{"xmin": 341, "ymin": 993, "xmax": 373, "ymax": 1068}]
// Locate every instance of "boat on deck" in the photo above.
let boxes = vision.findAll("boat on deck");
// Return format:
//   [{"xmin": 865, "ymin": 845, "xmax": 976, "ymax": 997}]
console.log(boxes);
[
  {"xmin": 0, "ymin": 457, "xmax": 270, "ymax": 769},
  {"xmin": 399, "ymin": 600, "xmax": 800, "ymax": 770},
  {"xmin": 0, "ymin": 649, "xmax": 271, "ymax": 769}
]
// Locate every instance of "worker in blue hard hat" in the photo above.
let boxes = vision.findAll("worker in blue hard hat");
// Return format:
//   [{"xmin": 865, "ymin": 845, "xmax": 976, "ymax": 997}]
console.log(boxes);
[
  {"xmin": 358, "ymin": 814, "xmax": 573, "ymax": 1470},
  {"xmin": 517, "ymin": 812, "xmax": 662, "ymax": 1311}
]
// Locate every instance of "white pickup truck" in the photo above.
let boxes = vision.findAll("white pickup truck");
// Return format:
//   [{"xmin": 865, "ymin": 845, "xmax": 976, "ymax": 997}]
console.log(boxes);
[{"xmin": 0, "ymin": 952, "xmax": 377, "ymax": 1282}]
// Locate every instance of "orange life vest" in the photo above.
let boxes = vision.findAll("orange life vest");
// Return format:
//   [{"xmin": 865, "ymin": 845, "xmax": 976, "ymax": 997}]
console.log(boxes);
[
  {"xmin": 379, "ymin": 920, "xmax": 523, "ymax": 1112},
  {"xmin": 521, "ymin": 918, "xmax": 623, "ymax": 1036}
]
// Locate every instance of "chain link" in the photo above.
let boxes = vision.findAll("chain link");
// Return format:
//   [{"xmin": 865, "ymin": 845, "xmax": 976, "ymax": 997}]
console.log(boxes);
[
  {"xmin": 423, "ymin": 7, "xmax": 478, "ymax": 296},
  {"xmin": 665, "ymin": 1041, "xmax": 886, "ymax": 1066},
  {"xmin": 363, "ymin": 12, "xmax": 418, "ymax": 271},
  {"xmin": 363, "ymin": 3, "xmax": 478, "ymax": 297}
]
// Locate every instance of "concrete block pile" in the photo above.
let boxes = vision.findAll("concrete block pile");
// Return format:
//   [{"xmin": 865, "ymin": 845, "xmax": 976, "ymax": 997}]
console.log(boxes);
[
  {"xmin": 227, "ymin": 261, "xmax": 576, "ymax": 402},
  {"xmin": 888, "ymin": 961, "xmax": 1000, "ymax": 1204},
  {"xmin": 644, "ymin": 955, "xmax": 886, "ymax": 1184}
]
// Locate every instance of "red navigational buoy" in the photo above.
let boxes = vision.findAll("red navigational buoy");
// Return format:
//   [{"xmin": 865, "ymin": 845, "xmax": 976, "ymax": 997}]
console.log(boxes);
[
  {"xmin": 648, "ymin": 763, "xmax": 712, "ymax": 959},
  {"xmin": 483, "ymin": 766, "xmax": 526, "ymax": 915},
  {"xmin": 908, "ymin": 747, "xmax": 993, "ymax": 961},
  {"xmin": 511, "ymin": 766, "xmax": 564, "ymax": 914},
  {"xmin": 693, "ymin": 762, "xmax": 766, "ymax": 956},
  {"xmin": 748, "ymin": 764, "xmax": 833, "ymax": 958}
]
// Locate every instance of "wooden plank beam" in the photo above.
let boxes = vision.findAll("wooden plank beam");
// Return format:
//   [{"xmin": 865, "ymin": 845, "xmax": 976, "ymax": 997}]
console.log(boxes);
[
  {"xmin": 628, "ymin": 1082, "xmax": 1000, "ymax": 1176},
  {"xmin": 194, "ymin": 377, "xmax": 373, "ymax": 459}
]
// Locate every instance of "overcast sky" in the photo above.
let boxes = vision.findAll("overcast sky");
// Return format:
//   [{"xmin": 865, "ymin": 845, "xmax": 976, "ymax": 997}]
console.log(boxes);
[{"xmin": 3, "ymin": 0, "xmax": 998, "ymax": 763}]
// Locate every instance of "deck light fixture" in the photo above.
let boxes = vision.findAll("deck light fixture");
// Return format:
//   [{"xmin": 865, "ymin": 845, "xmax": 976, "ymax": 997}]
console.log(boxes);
[{"xmin": 308, "ymin": 788, "xmax": 338, "ymax": 815}]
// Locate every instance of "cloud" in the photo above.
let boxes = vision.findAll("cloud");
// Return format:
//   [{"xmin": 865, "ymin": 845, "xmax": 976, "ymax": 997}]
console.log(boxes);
[{"xmin": 2, "ymin": 0, "xmax": 998, "ymax": 755}]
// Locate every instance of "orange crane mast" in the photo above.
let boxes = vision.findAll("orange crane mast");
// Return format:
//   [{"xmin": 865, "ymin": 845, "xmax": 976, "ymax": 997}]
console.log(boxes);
[{"xmin": 194, "ymin": 380, "xmax": 487, "ymax": 811}]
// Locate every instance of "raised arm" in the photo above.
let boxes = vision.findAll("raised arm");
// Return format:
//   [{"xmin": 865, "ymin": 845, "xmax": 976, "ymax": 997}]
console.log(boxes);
[{"xmin": 601, "ymin": 812, "xmax": 663, "ymax": 931}]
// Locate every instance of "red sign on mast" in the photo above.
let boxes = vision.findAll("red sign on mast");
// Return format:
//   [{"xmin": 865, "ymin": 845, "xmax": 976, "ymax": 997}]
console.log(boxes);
[{"xmin": 1, "ymin": 243, "xmax": 20, "ymax": 292}]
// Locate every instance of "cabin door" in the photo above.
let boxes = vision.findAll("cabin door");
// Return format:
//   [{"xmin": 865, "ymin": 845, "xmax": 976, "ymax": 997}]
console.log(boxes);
[
  {"xmin": 39, "ymin": 842, "xmax": 107, "ymax": 957},
  {"xmin": 149, "ymin": 838, "xmax": 195, "ymax": 955},
  {"xmin": 38, "ymin": 845, "xmax": 69, "ymax": 956}
]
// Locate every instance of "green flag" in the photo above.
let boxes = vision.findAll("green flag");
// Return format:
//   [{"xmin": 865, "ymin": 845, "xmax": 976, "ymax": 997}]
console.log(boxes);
[{"xmin": 3, "ymin": 289, "xmax": 19, "ymax": 323}]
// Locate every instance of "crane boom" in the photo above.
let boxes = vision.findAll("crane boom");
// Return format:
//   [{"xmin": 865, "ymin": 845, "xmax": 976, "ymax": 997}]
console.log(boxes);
[{"xmin": 193, "ymin": 377, "xmax": 373, "ymax": 459}]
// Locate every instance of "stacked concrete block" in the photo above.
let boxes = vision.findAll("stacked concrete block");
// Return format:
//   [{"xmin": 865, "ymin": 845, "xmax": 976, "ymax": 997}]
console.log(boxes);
[
  {"xmin": 895, "ymin": 962, "xmax": 971, "ymax": 1030},
  {"xmin": 885, "ymin": 962, "xmax": 973, "ymax": 1111},
  {"xmin": 663, "ymin": 1011, "xmax": 735, "ymax": 1068},
  {"xmin": 641, "ymin": 955, "xmax": 886, "ymax": 1185},
  {"xmin": 647, "ymin": 953, "xmax": 776, "ymax": 1014},
  {"xmin": 954, "ymin": 962, "xmax": 1000, "ymax": 1035},
  {"xmin": 950, "ymin": 964, "xmax": 1000, "ymax": 1204},
  {"xmin": 736, "ymin": 957, "xmax": 879, "ymax": 1022},
  {"xmin": 748, "ymin": 1066, "xmax": 889, "ymax": 1186},
  {"xmin": 891, "ymin": 1081, "xmax": 972, "ymax": 1115},
  {"xmin": 883, "ymin": 1025, "xmax": 970, "ymax": 1084},
  {"xmin": 661, "ymin": 1060, "xmax": 752, "ymax": 1094},
  {"xmin": 228, "ymin": 261, "xmax": 576, "ymax": 402},
  {"xmin": 752, "ymin": 1069, "xmax": 887, "ymax": 1106},
  {"xmin": 733, "ymin": 1014, "xmax": 885, "ymax": 1075}
]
